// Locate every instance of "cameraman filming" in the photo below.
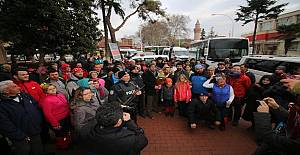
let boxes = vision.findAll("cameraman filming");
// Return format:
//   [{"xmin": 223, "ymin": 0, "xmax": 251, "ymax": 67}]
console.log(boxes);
[
  {"xmin": 253, "ymin": 77, "xmax": 300, "ymax": 155},
  {"xmin": 79, "ymin": 102, "xmax": 148, "ymax": 155}
]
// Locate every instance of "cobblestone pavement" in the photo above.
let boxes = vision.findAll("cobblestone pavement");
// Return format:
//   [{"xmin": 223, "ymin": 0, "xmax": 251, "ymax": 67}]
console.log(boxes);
[{"xmin": 139, "ymin": 113, "xmax": 257, "ymax": 155}]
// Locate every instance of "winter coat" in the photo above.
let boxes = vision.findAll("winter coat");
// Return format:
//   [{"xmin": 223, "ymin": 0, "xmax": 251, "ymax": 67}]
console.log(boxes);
[
  {"xmin": 228, "ymin": 74, "xmax": 251, "ymax": 97},
  {"xmin": 174, "ymin": 82, "xmax": 192, "ymax": 103},
  {"xmin": 0, "ymin": 93, "xmax": 42, "ymax": 141},
  {"xmin": 161, "ymin": 85, "xmax": 174, "ymax": 101},
  {"xmin": 39, "ymin": 93, "xmax": 70, "ymax": 127},
  {"xmin": 13, "ymin": 80, "xmax": 45, "ymax": 102},
  {"xmin": 190, "ymin": 73, "xmax": 208, "ymax": 95},
  {"xmin": 188, "ymin": 98, "xmax": 216, "ymax": 124},
  {"xmin": 80, "ymin": 120, "xmax": 148, "ymax": 155},
  {"xmin": 253, "ymin": 108, "xmax": 300, "ymax": 155},
  {"xmin": 142, "ymin": 70, "xmax": 157, "ymax": 96},
  {"xmin": 66, "ymin": 74, "xmax": 80, "ymax": 96},
  {"xmin": 71, "ymin": 99, "xmax": 100, "ymax": 131}
]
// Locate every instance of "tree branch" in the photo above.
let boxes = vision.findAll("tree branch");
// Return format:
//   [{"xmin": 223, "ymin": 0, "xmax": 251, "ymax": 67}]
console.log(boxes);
[{"xmin": 114, "ymin": 4, "xmax": 143, "ymax": 31}]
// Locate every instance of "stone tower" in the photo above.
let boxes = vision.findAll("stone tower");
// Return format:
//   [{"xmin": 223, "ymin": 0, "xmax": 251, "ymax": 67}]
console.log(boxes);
[{"xmin": 194, "ymin": 20, "xmax": 201, "ymax": 40}]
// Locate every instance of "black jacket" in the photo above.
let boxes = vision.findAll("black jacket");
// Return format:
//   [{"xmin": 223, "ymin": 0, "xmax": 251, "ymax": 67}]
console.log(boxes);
[
  {"xmin": 188, "ymin": 98, "xmax": 216, "ymax": 124},
  {"xmin": 80, "ymin": 120, "xmax": 148, "ymax": 155},
  {"xmin": 0, "ymin": 93, "xmax": 42, "ymax": 141},
  {"xmin": 142, "ymin": 70, "xmax": 157, "ymax": 95},
  {"xmin": 253, "ymin": 108, "xmax": 300, "ymax": 155}
]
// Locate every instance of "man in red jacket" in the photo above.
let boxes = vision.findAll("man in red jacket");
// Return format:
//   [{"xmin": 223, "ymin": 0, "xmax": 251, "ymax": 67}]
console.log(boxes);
[
  {"xmin": 13, "ymin": 68, "xmax": 45, "ymax": 102},
  {"xmin": 228, "ymin": 65, "xmax": 251, "ymax": 126}
]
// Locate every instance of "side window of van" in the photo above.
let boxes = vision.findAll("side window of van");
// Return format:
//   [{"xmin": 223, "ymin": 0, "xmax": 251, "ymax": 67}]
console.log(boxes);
[
  {"xmin": 256, "ymin": 60, "xmax": 281, "ymax": 73},
  {"xmin": 280, "ymin": 62, "xmax": 300, "ymax": 75}
]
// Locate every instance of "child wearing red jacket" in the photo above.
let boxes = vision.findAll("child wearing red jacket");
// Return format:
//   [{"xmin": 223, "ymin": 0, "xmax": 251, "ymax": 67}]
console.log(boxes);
[{"xmin": 174, "ymin": 74, "xmax": 192, "ymax": 117}]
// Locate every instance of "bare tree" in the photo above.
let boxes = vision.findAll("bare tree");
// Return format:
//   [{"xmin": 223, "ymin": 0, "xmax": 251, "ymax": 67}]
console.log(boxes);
[
  {"xmin": 139, "ymin": 21, "xmax": 169, "ymax": 46},
  {"xmin": 165, "ymin": 14, "xmax": 191, "ymax": 45}
]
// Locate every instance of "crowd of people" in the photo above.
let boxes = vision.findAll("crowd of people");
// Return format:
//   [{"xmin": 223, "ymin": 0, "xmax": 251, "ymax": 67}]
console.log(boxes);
[{"xmin": 0, "ymin": 53, "xmax": 300, "ymax": 155}]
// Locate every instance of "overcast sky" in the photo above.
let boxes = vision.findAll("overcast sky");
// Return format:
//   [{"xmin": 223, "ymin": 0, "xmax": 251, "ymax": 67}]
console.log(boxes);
[{"xmin": 98, "ymin": 0, "xmax": 300, "ymax": 40}]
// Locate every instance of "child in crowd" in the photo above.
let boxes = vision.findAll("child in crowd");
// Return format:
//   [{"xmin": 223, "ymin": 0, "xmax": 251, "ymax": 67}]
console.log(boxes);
[
  {"xmin": 174, "ymin": 74, "xmax": 192, "ymax": 117},
  {"xmin": 160, "ymin": 78, "xmax": 175, "ymax": 117}
]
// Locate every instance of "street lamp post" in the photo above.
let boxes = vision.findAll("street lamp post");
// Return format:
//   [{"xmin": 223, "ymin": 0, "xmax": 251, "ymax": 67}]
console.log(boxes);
[{"xmin": 212, "ymin": 13, "xmax": 234, "ymax": 37}]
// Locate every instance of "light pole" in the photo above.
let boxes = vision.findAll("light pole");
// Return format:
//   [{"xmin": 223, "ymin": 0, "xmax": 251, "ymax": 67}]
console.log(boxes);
[{"xmin": 212, "ymin": 13, "xmax": 234, "ymax": 37}]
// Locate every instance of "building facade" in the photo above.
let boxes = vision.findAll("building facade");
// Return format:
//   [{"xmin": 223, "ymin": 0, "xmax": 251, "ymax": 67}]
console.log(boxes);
[{"xmin": 242, "ymin": 10, "xmax": 300, "ymax": 56}]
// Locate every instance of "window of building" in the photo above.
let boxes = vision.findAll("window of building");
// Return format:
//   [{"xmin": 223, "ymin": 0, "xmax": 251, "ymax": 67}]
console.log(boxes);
[
  {"xmin": 277, "ymin": 16, "xmax": 295, "ymax": 26},
  {"xmin": 288, "ymin": 41, "xmax": 300, "ymax": 51},
  {"xmin": 261, "ymin": 21, "xmax": 273, "ymax": 31}
]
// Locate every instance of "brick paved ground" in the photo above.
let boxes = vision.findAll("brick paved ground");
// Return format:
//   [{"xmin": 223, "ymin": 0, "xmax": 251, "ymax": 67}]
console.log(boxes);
[
  {"xmin": 51, "ymin": 112, "xmax": 256, "ymax": 155},
  {"xmin": 139, "ymin": 113, "xmax": 257, "ymax": 155}
]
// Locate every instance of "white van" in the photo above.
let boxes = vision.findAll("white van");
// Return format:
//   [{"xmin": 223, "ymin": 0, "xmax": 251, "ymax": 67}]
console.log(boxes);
[
  {"xmin": 238, "ymin": 55, "xmax": 300, "ymax": 82},
  {"xmin": 130, "ymin": 55, "xmax": 169, "ymax": 64},
  {"xmin": 162, "ymin": 47, "xmax": 189, "ymax": 60}
]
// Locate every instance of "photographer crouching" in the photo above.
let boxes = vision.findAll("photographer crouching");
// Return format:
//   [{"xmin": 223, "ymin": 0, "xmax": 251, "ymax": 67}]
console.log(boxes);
[
  {"xmin": 79, "ymin": 101, "xmax": 148, "ymax": 155},
  {"xmin": 253, "ymin": 78, "xmax": 300, "ymax": 155}
]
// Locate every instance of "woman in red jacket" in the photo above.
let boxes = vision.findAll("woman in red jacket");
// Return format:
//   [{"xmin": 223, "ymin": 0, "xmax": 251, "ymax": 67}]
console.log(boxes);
[
  {"xmin": 174, "ymin": 74, "xmax": 192, "ymax": 117},
  {"xmin": 40, "ymin": 84, "xmax": 71, "ymax": 149}
]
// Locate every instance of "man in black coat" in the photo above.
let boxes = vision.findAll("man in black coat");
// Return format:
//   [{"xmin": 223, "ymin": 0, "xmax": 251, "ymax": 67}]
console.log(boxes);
[
  {"xmin": 0, "ymin": 80, "xmax": 43, "ymax": 155},
  {"xmin": 80, "ymin": 102, "xmax": 148, "ymax": 155},
  {"xmin": 142, "ymin": 63, "xmax": 158, "ymax": 119},
  {"xmin": 188, "ymin": 92, "xmax": 216, "ymax": 129}
]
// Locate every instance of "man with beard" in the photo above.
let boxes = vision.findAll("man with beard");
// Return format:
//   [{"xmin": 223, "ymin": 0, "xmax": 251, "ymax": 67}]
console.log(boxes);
[
  {"xmin": 173, "ymin": 62, "xmax": 186, "ymax": 83},
  {"xmin": 190, "ymin": 64, "xmax": 208, "ymax": 97},
  {"xmin": 270, "ymin": 65, "xmax": 287, "ymax": 84},
  {"xmin": 66, "ymin": 67, "xmax": 84, "ymax": 96}
]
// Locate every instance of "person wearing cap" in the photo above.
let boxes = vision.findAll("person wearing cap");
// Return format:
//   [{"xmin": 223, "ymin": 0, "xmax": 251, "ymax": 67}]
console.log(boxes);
[
  {"xmin": 130, "ymin": 66, "xmax": 146, "ymax": 118},
  {"xmin": 190, "ymin": 64, "xmax": 208, "ymax": 97},
  {"xmin": 61, "ymin": 63, "xmax": 71, "ymax": 81},
  {"xmin": 66, "ymin": 67, "xmax": 84, "ymax": 96},
  {"xmin": 79, "ymin": 102, "xmax": 148, "ymax": 155},
  {"xmin": 160, "ymin": 78, "xmax": 175, "ymax": 117},
  {"xmin": 215, "ymin": 62, "xmax": 230, "ymax": 76},
  {"xmin": 203, "ymin": 74, "xmax": 235, "ymax": 130},
  {"xmin": 110, "ymin": 71, "xmax": 142, "ymax": 123},
  {"xmin": 0, "ymin": 80, "xmax": 43, "ymax": 155},
  {"xmin": 270, "ymin": 65, "xmax": 287, "ymax": 84},
  {"xmin": 188, "ymin": 92, "xmax": 216, "ymax": 129}
]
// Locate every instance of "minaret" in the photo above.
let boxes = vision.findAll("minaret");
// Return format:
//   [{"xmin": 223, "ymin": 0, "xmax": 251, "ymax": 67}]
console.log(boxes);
[{"xmin": 194, "ymin": 20, "xmax": 201, "ymax": 40}]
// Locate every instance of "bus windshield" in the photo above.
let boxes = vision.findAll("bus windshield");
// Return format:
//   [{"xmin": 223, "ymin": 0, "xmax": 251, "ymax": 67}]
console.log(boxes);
[{"xmin": 208, "ymin": 39, "xmax": 248, "ymax": 62}]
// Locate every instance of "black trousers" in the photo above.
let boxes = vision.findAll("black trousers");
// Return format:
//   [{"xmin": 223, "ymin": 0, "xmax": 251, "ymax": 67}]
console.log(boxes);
[
  {"xmin": 12, "ymin": 135, "xmax": 43, "ymax": 155},
  {"xmin": 51, "ymin": 116, "xmax": 72, "ymax": 137},
  {"xmin": 231, "ymin": 97, "xmax": 245, "ymax": 123}
]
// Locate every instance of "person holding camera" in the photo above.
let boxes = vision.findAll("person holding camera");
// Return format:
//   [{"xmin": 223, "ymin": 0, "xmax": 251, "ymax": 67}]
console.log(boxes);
[
  {"xmin": 79, "ymin": 102, "xmax": 148, "ymax": 155},
  {"xmin": 254, "ymin": 96, "xmax": 300, "ymax": 155}
]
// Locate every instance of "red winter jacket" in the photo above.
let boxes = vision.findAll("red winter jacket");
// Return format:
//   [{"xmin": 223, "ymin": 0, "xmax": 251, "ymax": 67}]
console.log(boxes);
[
  {"xmin": 39, "ymin": 93, "xmax": 70, "ymax": 127},
  {"xmin": 174, "ymin": 82, "xmax": 192, "ymax": 103},
  {"xmin": 228, "ymin": 75, "xmax": 251, "ymax": 97},
  {"xmin": 14, "ymin": 80, "xmax": 45, "ymax": 102}
]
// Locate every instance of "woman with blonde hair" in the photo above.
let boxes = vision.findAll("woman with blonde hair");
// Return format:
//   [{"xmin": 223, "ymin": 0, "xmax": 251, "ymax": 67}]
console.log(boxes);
[
  {"xmin": 40, "ymin": 83, "xmax": 71, "ymax": 149},
  {"xmin": 174, "ymin": 74, "xmax": 192, "ymax": 117}
]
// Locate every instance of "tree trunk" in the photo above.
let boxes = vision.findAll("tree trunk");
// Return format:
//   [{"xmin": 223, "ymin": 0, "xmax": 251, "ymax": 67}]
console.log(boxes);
[
  {"xmin": 109, "ymin": 28, "xmax": 117, "ymax": 43},
  {"xmin": 252, "ymin": 13, "xmax": 259, "ymax": 54},
  {"xmin": 101, "ymin": 0, "xmax": 110, "ymax": 56},
  {"xmin": 0, "ymin": 40, "xmax": 7, "ymax": 64},
  {"xmin": 38, "ymin": 51, "xmax": 45, "ymax": 66}
]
